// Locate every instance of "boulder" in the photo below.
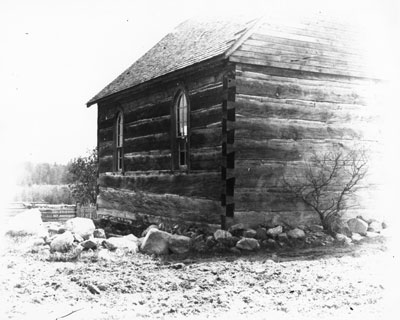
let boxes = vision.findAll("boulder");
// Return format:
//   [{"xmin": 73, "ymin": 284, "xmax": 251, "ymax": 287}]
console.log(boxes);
[
  {"xmin": 335, "ymin": 233, "xmax": 352, "ymax": 245},
  {"xmin": 93, "ymin": 228, "xmax": 106, "ymax": 239},
  {"xmin": 347, "ymin": 218, "xmax": 368, "ymax": 236},
  {"xmin": 81, "ymin": 239, "xmax": 99, "ymax": 250},
  {"xmin": 243, "ymin": 229, "xmax": 257, "ymax": 238},
  {"xmin": 168, "ymin": 234, "xmax": 191, "ymax": 254},
  {"xmin": 213, "ymin": 230, "xmax": 233, "ymax": 243},
  {"xmin": 65, "ymin": 217, "xmax": 95, "ymax": 240},
  {"xmin": 368, "ymin": 221, "xmax": 382, "ymax": 233},
  {"xmin": 73, "ymin": 233, "xmax": 84, "ymax": 243},
  {"xmin": 103, "ymin": 234, "xmax": 139, "ymax": 253},
  {"xmin": 50, "ymin": 231, "xmax": 74, "ymax": 252},
  {"xmin": 228, "ymin": 223, "xmax": 246, "ymax": 237},
  {"xmin": 308, "ymin": 224, "xmax": 324, "ymax": 233},
  {"xmin": 366, "ymin": 231, "xmax": 380, "ymax": 238},
  {"xmin": 236, "ymin": 238, "xmax": 260, "ymax": 251},
  {"xmin": 351, "ymin": 233, "xmax": 364, "ymax": 241},
  {"xmin": 255, "ymin": 227, "xmax": 268, "ymax": 240},
  {"xmin": 141, "ymin": 224, "xmax": 159, "ymax": 237},
  {"xmin": 140, "ymin": 229, "xmax": 171, "ymax": 255},
  {"xmin": 266, "ymin": 226, "xmax": 283, "ymax": 237},
  {"xmin": 277, "ymin": 232, "xmax": 289, "ymax": 242},
  {"xmin": 5, "ymin": 208, "xmax": 46, "ymax": 237},
  {"xmin": 287, "ymin": 228, "xmax": 306, "ymax": 239}
]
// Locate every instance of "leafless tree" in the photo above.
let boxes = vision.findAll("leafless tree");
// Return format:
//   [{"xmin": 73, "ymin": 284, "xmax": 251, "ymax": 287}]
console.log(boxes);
[{"xmin": 283, "ymin": 149, "xmax": 368, "ymax": 234}]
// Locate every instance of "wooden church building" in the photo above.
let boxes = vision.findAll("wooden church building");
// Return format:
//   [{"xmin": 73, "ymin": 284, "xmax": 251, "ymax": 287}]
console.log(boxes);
[{"xmin": 87, "ymin": 15, "xmax": 381, "ymax": 230}]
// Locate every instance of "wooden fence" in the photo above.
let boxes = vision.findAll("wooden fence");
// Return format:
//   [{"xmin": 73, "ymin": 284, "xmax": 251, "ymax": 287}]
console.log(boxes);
[{"xmin": 4, "ymin": 203, "xmax": 97, "ymax": 222}]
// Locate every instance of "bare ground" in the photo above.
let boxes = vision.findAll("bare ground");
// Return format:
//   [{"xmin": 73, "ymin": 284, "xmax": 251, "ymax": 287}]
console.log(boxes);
[{"xmin": 0, "ymin": 234, "xmax": 397, "ymax": 320}]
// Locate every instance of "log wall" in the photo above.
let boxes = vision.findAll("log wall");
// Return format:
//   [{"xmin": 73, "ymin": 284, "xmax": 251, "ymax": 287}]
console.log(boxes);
[
  {"xmin": 96, "ymin": 61, "xmax": 230, "ymax": 227},
  {"xmin": 228, "ymin": 19, "xmax": 382, "ymax": 228}
]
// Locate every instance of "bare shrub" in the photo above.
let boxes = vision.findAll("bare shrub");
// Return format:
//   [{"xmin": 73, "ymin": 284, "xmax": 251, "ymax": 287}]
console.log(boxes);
[{"xmin": 283, "ymin": 149, "xmax": 368, "ymax": 234}]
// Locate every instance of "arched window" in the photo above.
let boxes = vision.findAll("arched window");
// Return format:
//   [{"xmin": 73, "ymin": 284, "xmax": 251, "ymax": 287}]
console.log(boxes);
[
  {"xmin": 175, "ymin": 91, "xmax": 189, "ymax": 169},
  {"xmin": 115, "ymin": 111, "xmax": 124, "ymax": 172}
]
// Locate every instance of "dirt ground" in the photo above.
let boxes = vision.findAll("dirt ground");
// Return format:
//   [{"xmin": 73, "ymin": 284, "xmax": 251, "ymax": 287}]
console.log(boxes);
[{"xmin": 0, "ymin": 234, "xmax": 397, "ymax": 320}]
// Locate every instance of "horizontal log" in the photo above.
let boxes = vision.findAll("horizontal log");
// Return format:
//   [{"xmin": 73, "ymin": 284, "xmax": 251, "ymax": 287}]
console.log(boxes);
[
  {"xmin": 124, "ymin": 153, "xmax": 172, "ymax": 172},
  {"xmin": 98, "ymin": 171, "xmax": 221, "ymax": 201},
  {"xmin": 190, "ymin": 147, "xmax": 221, "ymax": 171},
  {"xmin": 99, "ymin": 141, "xmax": 114, "ymax": 157},
  {"xmin": 234, "ymin": 117, "xmax": 366, "ymax": 141},
  {"xmin": 230, "ymin": 56, "xmax": 369, "ymax": 79},
  {"xmin": 231, "ymin": 49, "xmax": 365, "ymax": 75},
  {"xmin": 98, "ymin": 127, "xmax": 113, "ymax": 143},
  {"xmin": 191, "ymin": 105, "xmax": 222, "ymax": 129},
  {"xmin": 235, "ymin": 75, "xmax": 368, "ymax": 104},
  {"xmin": 234, "ymin": 138, "xmax": 378, "ymax": 161},
  {"xmin": 235, "ymin": 65, "xmax": 376, "ymax": 91},
  {"xmin": 97, "ymin": 208, "xmax": 220, "ymax": 231},
  {"xmin": 235, "ymin": 94, "xmax": 378, "ymax": 124},
  {"xmin": 125, "ymin": 116, "xmax": 171, "ymax": 138},
  {"xmin": 251, "ymin": 30, "xmax": 361, "ymax": 58},
  {"xmin": 190, "ymin": 127, "xmax": 222, "ymax": 149},
  {"xmin": 232, "ymin": 210, "xmax": 320, "ymax": 229},
  {"xmin": 234, "ymin": 159, "xmax": 381, "ymax": 189},
  {"xmin": 240, "ymin": 40, "xmax": 364, "ymax": 65},
  {"xmin": 189, "ymin": 85, "xmax": 224, "ymax": 112},
  {"xmin": 97, "ymin": 187, "xmax": 222, "ymax": 224},
  {"xmin": 124, "ymin": 133, "xmax": 171, "ymax": 153},
  {"xmin": 235, "ymin": 65, "xmax": 380, "ymax": 94},
  {"xmin": 123, "ymin": 100, "xmax": 172, "ymax": 124},
  {"xmin": 99, "ymin": 155, "xmax": 113, "ymax": 173}
]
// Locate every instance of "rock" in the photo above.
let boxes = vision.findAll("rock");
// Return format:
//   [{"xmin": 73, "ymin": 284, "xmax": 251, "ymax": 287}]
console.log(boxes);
[
  {"xmin": 5, "ymin": 209, "xmax": 46, "ymax": 237},
  {"xmin": 73, "ymin": 233, "xmax": 84, "ymax": 243},
  {"xmin": 382, "ymin": 221, "xmax": 388, "ymax": 229},
  {"xmin": 243, "ymin": 229, "xmax": 257, "ymax": 238},
  {"xmin": 87, "ymin": 283, "xmax": 101, "ymax": 294},
  {"xmin": 93, "ymin": 228, "xmax": 106, "ymax": 239},
  {"xmin": 168, "ymin": 234, "xmax": 191, "ymax": 254},
  {"xmin": 308, "ymin": 224, "xmax": 324, "ymax": 232},
  {"xmin": 50, "ymin": 231, "xmax": 74, "ymax": 252},
  {"xmin": 193, "ymin": 240, "xmax": 207, "ymax": 253},
  {"xmin": 335, "ymin": 233, "xmax": 352, "ymax": 245},
  {"xmin": 368, "ymin": 221, "xmax": 382, "ymax": 233},
  {"xmin": 347, "ymin": 218, "xmax": 368, "ymax": 236},
  {"xmin": 255, "ymin": 227, "xmax": 268, "ymax": 240},
  {"xmin": 228, "ymin": 223, "xmax": 246, "ymax": 237},
  {"xmin": 266, "ymin": 226, "xmax": 283, "ymax": 237},
  {"xmin": 230, "ymin": 247, "xmax": 241, "ymax": 254},
  {"xmin": 141, "ymin": 224, "xmax": 159, "ymax": 237},
  {"xmin": 214, "ymin": 229, "xmax": 233, "ymax": 241},
  {"xmin": 205, "ymin": 236, "xmax": 216, "ymax": 248},
  {"xmin": 351, "ymin": 233, "xmax": 364, "ymax": 241},
  {"xmin": 65, "ymin": 217, "xmax": 95, "ymax": 240},
  {"xmin": 103, "ymin": 234, "xmax": 139, "ymax": 253},
  {"xmin": 236, "ymin": 238, "xmax": 260, "ymax": 251},
  {"xmin": 140, "ymin": 229, "xmax": 171, "ymax": 255},
  {"xmin": 366, "ymin": 231, "xmax": 380, "ymax": 238},
  {"xmin": 287, "ymin": 228, "xmax": 306, "ymax": 239},
  {"xmin": 47, "ymin": 223, "xmax": 66, "ymax": 235},
  {"xmin": 81, "ymin": 239, "xmax": 98, "ymax": 250},
  {"xmin": 277, "ymin": 232, "xmax": 289, "ymax": 242}
]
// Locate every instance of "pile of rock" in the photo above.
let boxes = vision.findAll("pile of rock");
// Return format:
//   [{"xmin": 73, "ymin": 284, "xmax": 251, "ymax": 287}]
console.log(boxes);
[
  {"xmin": 334, "ymin": 217, "xmax": 387, "ymax": 245},
  {"xmin": 4, "ymin": 209, "xmax": 388, "ymax": 257}
]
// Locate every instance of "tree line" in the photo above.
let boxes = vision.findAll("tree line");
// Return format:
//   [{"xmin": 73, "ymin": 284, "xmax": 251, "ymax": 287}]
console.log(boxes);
[{"xmin": 16, "ymin": 148, "xmax": 98, "ymax": 205}]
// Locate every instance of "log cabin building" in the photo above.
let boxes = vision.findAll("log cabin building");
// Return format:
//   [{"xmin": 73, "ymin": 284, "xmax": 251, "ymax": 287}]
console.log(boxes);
[{"xmin": 87, "ymin": 16, "xmax": 382, "ymax": 230}]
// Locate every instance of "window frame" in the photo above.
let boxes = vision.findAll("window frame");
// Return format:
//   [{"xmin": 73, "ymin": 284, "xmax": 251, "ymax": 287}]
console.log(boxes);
[
  {"xmin": 114, "ymin": 110, "xmax": 124, "ymax": 172},
  {"xmin": 172, "ymin": 89, "xmax": 190, "ymax": 172}
]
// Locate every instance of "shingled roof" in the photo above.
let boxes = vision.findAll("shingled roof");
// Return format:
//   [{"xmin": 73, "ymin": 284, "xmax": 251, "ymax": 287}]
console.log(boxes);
[{"xmin": 87, "ymin": 16, "xmax": 258, "ymax": 107}]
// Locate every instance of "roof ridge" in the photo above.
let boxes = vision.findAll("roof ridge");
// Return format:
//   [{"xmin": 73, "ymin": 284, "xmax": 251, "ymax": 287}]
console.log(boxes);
[{"xmin": 223, "ymin": 16, "xmax": 264, "ymax": 59}]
